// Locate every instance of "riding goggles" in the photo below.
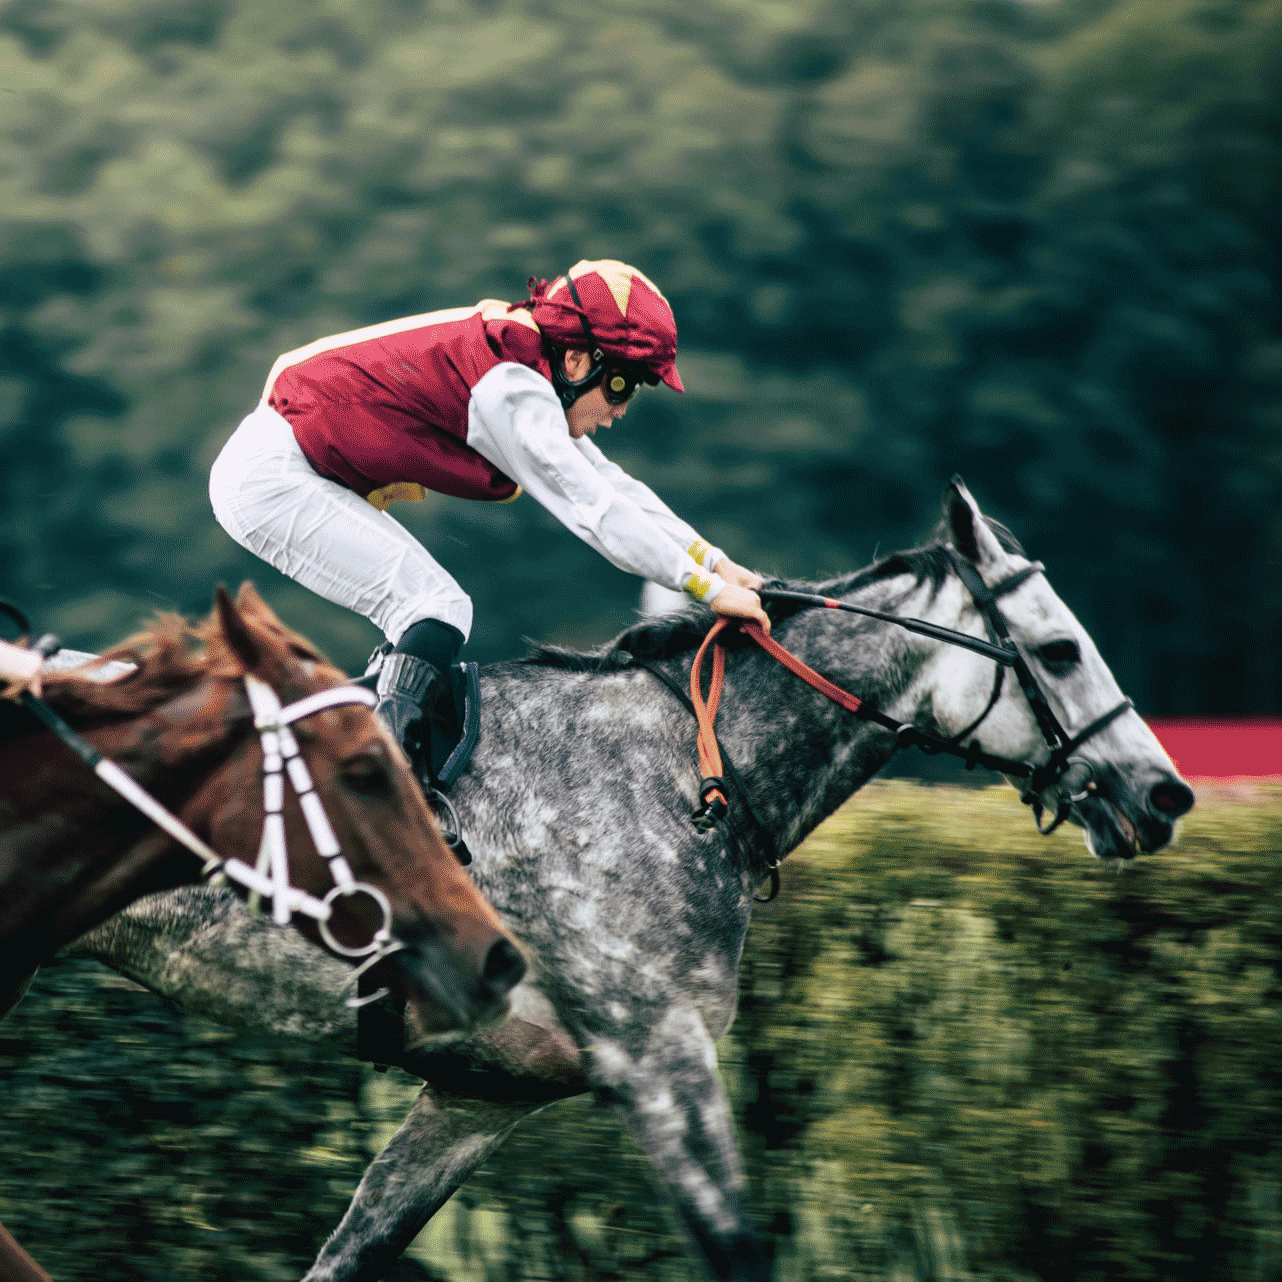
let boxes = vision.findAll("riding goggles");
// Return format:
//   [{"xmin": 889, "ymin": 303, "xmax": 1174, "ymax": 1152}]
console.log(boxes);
[{"xmin": 550, "ymin": 352, "xmax": 658, "ymax": 411}]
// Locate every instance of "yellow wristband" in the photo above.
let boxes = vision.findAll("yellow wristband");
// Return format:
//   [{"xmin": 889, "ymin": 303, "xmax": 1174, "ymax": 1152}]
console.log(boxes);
[
  {"xmin": 687, "ymin": 538, "xmax": 712, "ymax": 567},
  {"xmin": 685, "ymin": 572, "xmax": 715, "ymax": 601}
]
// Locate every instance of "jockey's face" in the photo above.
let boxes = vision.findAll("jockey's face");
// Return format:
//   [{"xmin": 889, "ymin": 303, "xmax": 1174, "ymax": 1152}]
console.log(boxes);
[{"xmin": 562, "ymin": 350, "xmax": 630, "ymax": 439}]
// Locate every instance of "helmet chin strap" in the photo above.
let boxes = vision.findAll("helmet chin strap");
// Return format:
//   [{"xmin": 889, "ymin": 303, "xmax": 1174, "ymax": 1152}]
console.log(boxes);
[
  {"xmin": 549, "ymin": 272, "xmax": 607, "ymax": 410},
  {"xmin": 549, "ymin": 346, "xmax": 607, "ymax": 411}
]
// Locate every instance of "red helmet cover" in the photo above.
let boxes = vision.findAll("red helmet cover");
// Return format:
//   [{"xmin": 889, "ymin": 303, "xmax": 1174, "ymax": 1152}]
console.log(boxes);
[{"xmin": 524, "ymin": 260, "xmax": 684, "ymax": 392}]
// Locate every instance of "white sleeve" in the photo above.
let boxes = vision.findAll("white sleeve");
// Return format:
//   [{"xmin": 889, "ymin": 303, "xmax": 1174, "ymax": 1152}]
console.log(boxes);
[
  {"xmin": 466, "ymin": 363, "xmax": 725, "ymax": 600},
  {"xmin": 571, "ymin": 436, "xmax": 724, "ymax": 571}
]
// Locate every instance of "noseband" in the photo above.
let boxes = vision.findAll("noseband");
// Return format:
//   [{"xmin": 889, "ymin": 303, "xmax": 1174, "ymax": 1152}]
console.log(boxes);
[
  {"xmin": 684, "ymin": 551, "xmax": 1134, "ymax": 845},
  {"xmin": 6, "ymin": 623, "xmax": 402, "ymax": 983}
]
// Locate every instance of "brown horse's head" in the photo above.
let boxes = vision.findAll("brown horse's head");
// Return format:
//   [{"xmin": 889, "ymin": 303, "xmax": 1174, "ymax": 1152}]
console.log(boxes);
[{"xmin": 137, "ymin": 584, "xmax": 523, "ymax": 1036}]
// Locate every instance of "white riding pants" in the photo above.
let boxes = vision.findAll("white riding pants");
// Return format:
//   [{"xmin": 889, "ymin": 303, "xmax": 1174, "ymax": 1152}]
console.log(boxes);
[{"xmin": 208, "ymin": 402, "xmax": 473, "ymax": 645}]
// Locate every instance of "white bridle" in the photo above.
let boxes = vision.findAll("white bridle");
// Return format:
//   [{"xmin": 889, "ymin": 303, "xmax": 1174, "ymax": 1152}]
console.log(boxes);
[{"xmin": 240, "ymin": 675, "xmax": 396, "ymax": 956}]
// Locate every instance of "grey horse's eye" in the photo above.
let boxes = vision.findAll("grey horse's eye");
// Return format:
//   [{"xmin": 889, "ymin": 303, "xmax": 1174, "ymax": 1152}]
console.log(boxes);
[{"xmin": 1036, "ymin": 639, "xmax": 1081, "ymax": 675}]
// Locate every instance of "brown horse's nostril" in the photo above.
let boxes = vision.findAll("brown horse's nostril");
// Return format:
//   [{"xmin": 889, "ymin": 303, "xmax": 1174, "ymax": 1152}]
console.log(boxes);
[
  {"xmin": 483, "ymin": 938, "xmax": 526, "ymax": 995},
  {"xmin": 1148, "ymin": 780, "xmax": 1195, "ymax": 819}
]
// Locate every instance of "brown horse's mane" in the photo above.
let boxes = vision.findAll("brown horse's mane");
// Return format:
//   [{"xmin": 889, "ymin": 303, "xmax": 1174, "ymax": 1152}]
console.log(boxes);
[{"xmin": 13, "ymin": 590, "xmax": 334, "ymax": 729}]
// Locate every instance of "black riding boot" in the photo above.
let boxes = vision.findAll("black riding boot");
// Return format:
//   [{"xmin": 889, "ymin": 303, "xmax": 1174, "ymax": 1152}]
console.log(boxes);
[
  {"xmin": 373, "ymin": 618, "xmax": 465, "ymax": 761},
  {"xmin": 374, "ymin": 652, "xmax": 442, "ymax": 758}
]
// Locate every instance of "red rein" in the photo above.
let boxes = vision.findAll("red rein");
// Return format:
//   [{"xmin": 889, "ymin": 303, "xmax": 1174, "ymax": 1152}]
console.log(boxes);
[{"xmin": 689, "ymin": 617, "xmax": 865, "ymax": 813}]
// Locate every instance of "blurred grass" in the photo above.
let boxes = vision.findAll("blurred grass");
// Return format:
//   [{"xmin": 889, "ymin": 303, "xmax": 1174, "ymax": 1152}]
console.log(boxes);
[{"xmin": 2, "ymin": 779, "xmax": 1280, "ymax": 1280}]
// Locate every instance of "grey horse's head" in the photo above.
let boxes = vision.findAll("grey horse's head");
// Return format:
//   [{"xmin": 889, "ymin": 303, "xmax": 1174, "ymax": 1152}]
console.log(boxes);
[{"xmin": 912, "ymin": 478, "xmax": 1194, "ymax": 861}]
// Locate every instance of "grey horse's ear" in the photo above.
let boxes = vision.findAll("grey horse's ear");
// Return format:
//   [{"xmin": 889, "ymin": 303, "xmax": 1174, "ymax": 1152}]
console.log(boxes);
[{"xmin": 943, "ymin": 476, "xmax": 1004, "ymax": 567}]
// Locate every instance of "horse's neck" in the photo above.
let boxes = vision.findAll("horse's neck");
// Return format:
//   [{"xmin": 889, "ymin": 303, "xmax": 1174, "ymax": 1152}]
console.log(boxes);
[
  {"xmin": 682, "ymin": 577, "xmax": 938, "ymax": 855},
  {"xmin": 468, "ymin": 574, "xmax": 948, "ymax": 864},
  {"xmin": 0, "ymin": 685, "xmax": 244, "ymax": 957}
]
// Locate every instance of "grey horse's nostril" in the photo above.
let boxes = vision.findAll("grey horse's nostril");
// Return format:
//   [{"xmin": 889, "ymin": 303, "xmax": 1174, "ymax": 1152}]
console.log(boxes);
[
  {"xmin": 482, "ymin": 938, "xmax": 526, "ymax": 995},
  {"xmin": 1148, "ymin": 779, "xmax": 1195, "ymax": 819}
]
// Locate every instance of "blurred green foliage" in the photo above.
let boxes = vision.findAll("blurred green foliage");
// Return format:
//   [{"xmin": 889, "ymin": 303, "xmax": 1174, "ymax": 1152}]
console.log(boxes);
[
  {"xmin": 1, "ymin": 781, "xmax": 1279, "ymax": 1280},
  {"xmin": 0, "ymin": 958, "xmax": 372, "ymax": 1281},
  {"xmin": 1, "ymin": 0, "xmax": 1279, "ymax": 711}
]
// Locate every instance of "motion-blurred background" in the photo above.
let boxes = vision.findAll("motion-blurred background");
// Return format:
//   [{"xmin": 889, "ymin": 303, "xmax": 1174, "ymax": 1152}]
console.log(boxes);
[
  {"xmin": 2, "ymin": 0, "xmax": 1278, "ymax": 715},
  {"xmin": 3, "ymin": 3, "xmax": 1282, "ymax": 1281}
]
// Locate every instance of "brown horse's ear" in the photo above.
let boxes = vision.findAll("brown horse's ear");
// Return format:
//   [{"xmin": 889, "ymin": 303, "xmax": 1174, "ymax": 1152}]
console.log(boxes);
[
  {"xmin": 233, "ymin": 580, "xmax": 271, "ymax": 619},
  {"xmin": 215, "ymin": 583, "xmax": 263, "ymax": 674}
]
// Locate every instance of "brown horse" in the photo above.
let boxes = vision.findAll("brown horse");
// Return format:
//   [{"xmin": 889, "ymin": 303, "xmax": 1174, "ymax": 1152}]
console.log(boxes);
[{"xmin": 0, "ymin": 584, "xmax": 524, "ymax": 1282}]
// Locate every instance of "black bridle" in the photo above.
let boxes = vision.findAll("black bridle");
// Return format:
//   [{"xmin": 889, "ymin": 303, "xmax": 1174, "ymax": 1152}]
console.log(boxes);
[
  {"xmin": 637, "ymin": 550, "xmax": 1136, "ymax": 902},
  {"xmin": 759, "ymin": 549, "xmax": 1135, "ymax": 834}
]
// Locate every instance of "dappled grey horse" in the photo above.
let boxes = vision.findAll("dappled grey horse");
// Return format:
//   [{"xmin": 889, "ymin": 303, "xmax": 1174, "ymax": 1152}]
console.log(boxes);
[{"xmin": 77, "ymin": 480, "xmax": 1194, "ymax": 1282}]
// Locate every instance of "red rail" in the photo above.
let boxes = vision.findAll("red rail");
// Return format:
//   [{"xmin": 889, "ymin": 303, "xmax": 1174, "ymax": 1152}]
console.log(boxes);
[{"xmin": 1147, "ymin": 719, "xmax": 1282, "ymax": 780}]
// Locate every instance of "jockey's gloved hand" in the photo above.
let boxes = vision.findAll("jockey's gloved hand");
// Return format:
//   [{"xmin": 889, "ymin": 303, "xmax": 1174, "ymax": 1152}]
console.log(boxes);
[
  {"xmin": 712, "ymin": 557, "xmax": 764, "ymax": 592},
  {"xmin": 710, "ymin": 584, "xmax": 771, "ymax": 633}
]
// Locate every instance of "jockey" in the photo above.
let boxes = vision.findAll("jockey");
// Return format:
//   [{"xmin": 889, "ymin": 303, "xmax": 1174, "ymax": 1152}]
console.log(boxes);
[{"xmin": 209, "ymin": 259, "xmax": 768, "ymax": 760}]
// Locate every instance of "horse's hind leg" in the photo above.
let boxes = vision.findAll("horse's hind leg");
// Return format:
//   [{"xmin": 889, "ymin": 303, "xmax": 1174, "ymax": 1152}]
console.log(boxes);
[{"xmin": 301, "ymin": 1089, "xmax": 543, "ymax": 1282}]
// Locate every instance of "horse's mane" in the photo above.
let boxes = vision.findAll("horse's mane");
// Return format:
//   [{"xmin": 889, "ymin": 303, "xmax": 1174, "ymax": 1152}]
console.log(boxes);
[
  {"xmin": 7, "ymin": 598, "xmax": 329, "ymax": 729},
  {"xmin": 526, "ymin": 518, "xmax": 1025, "ymax": 674}
]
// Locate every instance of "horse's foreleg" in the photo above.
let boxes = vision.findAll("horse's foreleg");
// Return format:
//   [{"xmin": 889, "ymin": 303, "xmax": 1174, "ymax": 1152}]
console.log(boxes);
[
  {"xmin": 0, "ymin": 1220, "xmax": 52, "ymax": 1282},
  {"xmin": 300, "ymin": 1089, "xmax": 541, "ymax": 1282},
  {"xmin": 591, "ymin": 1012, "xmax": 772, "ymax": 1282}
]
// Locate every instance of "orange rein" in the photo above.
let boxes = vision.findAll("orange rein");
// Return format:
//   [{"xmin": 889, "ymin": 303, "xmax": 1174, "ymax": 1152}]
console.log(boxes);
[{"xmin": 689, "ymin": 617, "xmax": 864, "ymax": 823}]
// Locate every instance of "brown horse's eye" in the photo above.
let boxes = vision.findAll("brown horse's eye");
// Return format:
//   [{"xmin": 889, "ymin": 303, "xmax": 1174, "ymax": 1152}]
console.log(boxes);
[{"xmin": 341, "ymin": 753, "xmax": 395, "ymax": 799}]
